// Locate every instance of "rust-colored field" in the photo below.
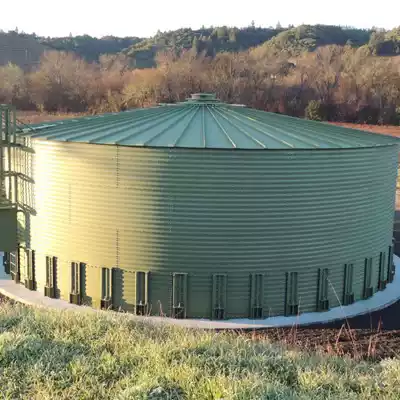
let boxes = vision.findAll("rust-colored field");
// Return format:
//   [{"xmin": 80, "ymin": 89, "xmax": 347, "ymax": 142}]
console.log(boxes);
[
  {"xmin": 332, "ymin": 122, "xmax": 400, "ymax": 138},
  {"xmin": 17, "ymin": 111, "xmax": 85, "ymax": 125}
]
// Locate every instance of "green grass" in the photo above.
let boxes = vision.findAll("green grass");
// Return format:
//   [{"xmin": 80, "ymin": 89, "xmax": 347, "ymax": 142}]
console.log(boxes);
[{"xmin": 1, "ymin": 302, "xmax": 400, "ymax": 399}]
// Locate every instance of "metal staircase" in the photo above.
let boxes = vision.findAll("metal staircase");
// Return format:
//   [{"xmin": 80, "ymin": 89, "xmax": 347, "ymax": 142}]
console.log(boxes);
[{"xmin": 1, "ymin": 104, "xmax": 35, "ymax": 282}]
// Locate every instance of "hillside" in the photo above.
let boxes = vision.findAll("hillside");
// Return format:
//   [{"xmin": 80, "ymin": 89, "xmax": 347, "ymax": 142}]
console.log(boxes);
[
  {"xmin": 0, "ymin": 31, "xmax": 141, "ymax": 69},
  {"xmin": 1, "ymin": 24, "xmax": 399, "ymax": 70},
  {"xmin": 40, "ymin": 35, "xmax": 142, "ymax": 62},
  {"xmin": 368, "ymin": 26, "xmax": 400, "ymax": 55},
  {"xmin": 0, "ymin": 31, "xmax": 45, "ymax": 70},
  {"xmin": 1, "ymin": 301, "xmax": 400, "ymax": 399},
  {"xmin": 1, "ymin": 24, "xmax": 399, "ymax": 124},
  {"xmin": 254, "ymin": 24, "xmax": 371, "ymax": 57},
  {"xmin": 122, "ymin": 26, "xmax": 283, "ymax": 68}
]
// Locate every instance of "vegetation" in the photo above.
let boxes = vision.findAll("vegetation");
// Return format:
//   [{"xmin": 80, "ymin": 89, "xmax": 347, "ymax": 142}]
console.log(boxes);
[
  {"xmin": 305, "ymin": 100, "xmax": 324, "ymax": 121},
  {"xmin": 367, "ymin": 27, "xmax": 400, "ymax": 56},
  {"xmin": 41, "ymin": 35, "xmax": 142, "ymax": 63},
  {"xmin": 2, "ymin": 24, "xmax": 400, "ymax": 69},
  {"xmin": 0, "ymin": 30, "xmax": 140, "ymax": 68},
  {"xmin": 1, "ymin": 43, "xmax": 400, "ymax": 124},
  {"xmin": 0, "ymin": 24, "xmax": 400, "ymax": 124},
  {"xmin": 0, "ymin": 301, "xmax": 400, "ymax": 399},
  {"xmin": 254, "ymin": 24, "xmax": 371, "ymax": 57},
  {"xmin": 0, "ymin": 31, "xmax": 45, "ymax": 69},
  {"xmin": 122, "ymin": 26, "xmax": 282, "ymax": 68}
]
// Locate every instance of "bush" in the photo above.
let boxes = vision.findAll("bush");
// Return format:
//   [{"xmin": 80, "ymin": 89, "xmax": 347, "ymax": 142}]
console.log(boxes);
[{"xmin": 305, "ymin": 100, "xmax": 324, "ymax": 121}]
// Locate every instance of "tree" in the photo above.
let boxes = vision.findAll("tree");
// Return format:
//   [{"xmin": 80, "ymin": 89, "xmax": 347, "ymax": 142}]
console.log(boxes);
[
  {"xmin": 29, "ymin": 51, "xmax": 97, "ymax": 112},
  {"xmin": 0, "ymin": 25, "xmax": 399, "ymax": 124},
  {"xmin": 0, "ymin": 63, "xmax": 27, "ymax": 105},
  {"xmin": 306, "ymin": 45, "xmax": 343, "ymax": 107}
]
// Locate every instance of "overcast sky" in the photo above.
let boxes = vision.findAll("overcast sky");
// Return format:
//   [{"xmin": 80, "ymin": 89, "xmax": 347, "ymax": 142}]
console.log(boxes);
[{"xmin": 3, "ymin": 0, "xmax": 399, "ymax": 38}]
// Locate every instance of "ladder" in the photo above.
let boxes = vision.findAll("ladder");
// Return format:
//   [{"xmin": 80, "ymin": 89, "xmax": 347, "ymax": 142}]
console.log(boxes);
[
  {"xmin": 0, "ymin": 104, "xmax": 35, "ymax": 261},
  {"xmin": 0, "ymin": 105, "xmax": 35, "ymax": 210},
  {"xmin": 1, "ymin": 104, "xmax": 18, "ymax": 207}
]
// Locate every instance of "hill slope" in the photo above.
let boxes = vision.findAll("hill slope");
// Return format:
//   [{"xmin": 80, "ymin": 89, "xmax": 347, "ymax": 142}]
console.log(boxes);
[
  {"xmin": 368, "ymin": 26, "xmax": 400, "ymax": 55},
  {"xmin": 0, "ymin": 32, "xmax": 45, "ymax": 70},
  {"xmin": 122, "ymin": 26, "xmax": 283, "ymax": 68},
  {"xmin": 255, "ymin": 24, "xmax": 371, "ymax": 56},
  {"xmin": 0, "ymin": 31, "xmax": 141, "ymax": 69},
  {"xmin": 1, "ymin": 25, "xmax": 399, "ymax": 70},
  {"xmin": 40, "ymin": 35, "xmax": 142, "ymax": 62}
]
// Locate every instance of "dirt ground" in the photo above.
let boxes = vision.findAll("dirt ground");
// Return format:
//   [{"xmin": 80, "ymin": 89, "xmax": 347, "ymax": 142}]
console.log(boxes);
[
  {"xmin": 332, "ymin": 122, "xmax": 400, "ymax": 137},
  {"xmin": 16, "ymin": 111, "xmax": 85, "ymax": 125},
  {"xmin": 241, "ymin": 298, "xmax": 400, "ymax": 361},
  {"xmin": 249, "ymin": 326, "xmax": 400, "ymax": 361}
]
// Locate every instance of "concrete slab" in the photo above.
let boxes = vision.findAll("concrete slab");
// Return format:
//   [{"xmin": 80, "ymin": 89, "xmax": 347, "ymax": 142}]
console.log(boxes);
[{"xmin": 1, "ymin": 252, "xmax": 400, "ymax": 330}]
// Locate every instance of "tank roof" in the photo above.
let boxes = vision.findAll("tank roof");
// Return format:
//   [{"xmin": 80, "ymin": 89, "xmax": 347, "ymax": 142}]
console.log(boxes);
[{"xmin": 19, "ymin": 94, "xmax": 400, "ymax": 150}]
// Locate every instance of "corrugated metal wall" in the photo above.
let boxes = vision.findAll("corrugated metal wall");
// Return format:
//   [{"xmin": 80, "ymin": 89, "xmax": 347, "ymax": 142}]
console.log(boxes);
[
  {"xmin": 28, "ymin": 140, "xmax": 398, "ymax": 318},
  {"xmin": 393, "ymin": 157, "xmax": 400, "ymax": 256},
  {"xmin": 393, "ymin": 210, "xmax": 400, "ymax": 255}
]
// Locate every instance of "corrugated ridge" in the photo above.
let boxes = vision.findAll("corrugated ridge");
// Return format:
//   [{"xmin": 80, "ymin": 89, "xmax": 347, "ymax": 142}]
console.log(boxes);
[{"xmin": 21, "ymin": 103, "xmax": 400, "ymax": 150}]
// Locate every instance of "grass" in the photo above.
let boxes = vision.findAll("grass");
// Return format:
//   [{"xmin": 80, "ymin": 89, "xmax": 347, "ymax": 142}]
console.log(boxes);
[{"xmin": 1, "ymin": 302, "xmax": 400, "ymax": 399}]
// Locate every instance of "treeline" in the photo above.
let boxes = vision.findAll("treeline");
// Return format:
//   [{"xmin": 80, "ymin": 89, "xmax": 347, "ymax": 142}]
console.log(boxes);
[
  {"xmin": 48, "ymin": 25, "xmax": 400, "ymax": 68},
  {"xmin": 123, "ymin": 26, "xmax": 283, "ymax": 68},
  {"xmin": 42, "ymin": 35, "xmax": 141, "ymax": 63},
  {"xmin": 3, "ymin": 24, "xmax": 400, "ymax": 70},
  {"xmin": 1, "ymin": 45, "xmax": 400, "ymax": 124},
  {"xmin": 0, "ymin": 30, "xmax": 140, "ymax": 67}
]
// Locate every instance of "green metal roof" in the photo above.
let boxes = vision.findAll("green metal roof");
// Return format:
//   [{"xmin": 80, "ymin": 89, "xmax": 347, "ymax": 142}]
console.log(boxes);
[{"xmin": 19, "ymin": 94, "xmax": 400, "ymax": 150}]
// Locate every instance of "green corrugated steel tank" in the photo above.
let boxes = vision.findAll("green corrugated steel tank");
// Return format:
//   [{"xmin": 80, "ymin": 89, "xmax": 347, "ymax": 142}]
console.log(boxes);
[{"xmin": 1, "ymin": 94, "xmax": 399, "ymax": 319}]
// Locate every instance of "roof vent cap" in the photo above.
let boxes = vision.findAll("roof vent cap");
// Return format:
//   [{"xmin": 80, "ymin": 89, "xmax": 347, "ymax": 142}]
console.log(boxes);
[{"xmin": 185, "ymin": 93, "xmax": 221, "ymax": 104}]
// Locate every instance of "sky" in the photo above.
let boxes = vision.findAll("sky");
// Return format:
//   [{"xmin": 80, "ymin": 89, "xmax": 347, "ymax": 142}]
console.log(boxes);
[{"xmin": 3, "ymin": 0, "xmax": 399, "ymax": 38}]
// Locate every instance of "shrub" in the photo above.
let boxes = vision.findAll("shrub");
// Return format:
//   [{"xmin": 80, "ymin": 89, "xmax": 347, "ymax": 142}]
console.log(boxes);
[{"xmin": 305, "ymin": 100, "xmax": 324, "ymax": 121}]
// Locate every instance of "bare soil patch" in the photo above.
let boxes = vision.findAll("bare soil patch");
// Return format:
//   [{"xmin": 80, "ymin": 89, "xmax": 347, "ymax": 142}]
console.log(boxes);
[
  {"xmin": 331, "ymin": 122, "xmax": 400, "ymax": 137},
  {"xmin": 248, "ymin": 326, "xmax": 400, "ymax": 361},
  {"xmin": 242, "ymin": 299, "xmax": 400, "ymax": 361},
  {"xmin": 17, "ymin": 111, "xmax": 85, "ymax": 125}
]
